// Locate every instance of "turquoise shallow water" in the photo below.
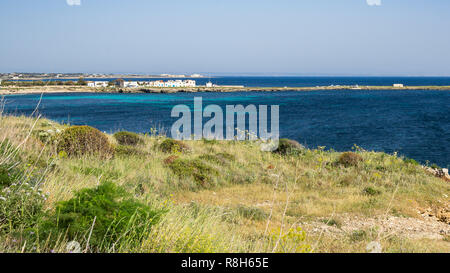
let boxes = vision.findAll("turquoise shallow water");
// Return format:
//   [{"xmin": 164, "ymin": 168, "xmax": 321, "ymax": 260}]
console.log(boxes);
[{"xmin": 3, "ymin": 89, "xmax": 450, "ymax": 168}]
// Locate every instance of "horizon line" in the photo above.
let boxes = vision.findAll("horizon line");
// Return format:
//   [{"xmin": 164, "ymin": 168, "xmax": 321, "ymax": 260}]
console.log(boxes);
[{"xmin": 2, "ymin": 72, "xmax": 450, "ymax": 77}]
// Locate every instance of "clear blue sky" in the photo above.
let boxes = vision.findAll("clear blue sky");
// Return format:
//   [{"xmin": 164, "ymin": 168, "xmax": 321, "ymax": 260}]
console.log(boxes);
[{"xmin": 1, "ymin": 0, "xmax": 450, "ymax": 75}]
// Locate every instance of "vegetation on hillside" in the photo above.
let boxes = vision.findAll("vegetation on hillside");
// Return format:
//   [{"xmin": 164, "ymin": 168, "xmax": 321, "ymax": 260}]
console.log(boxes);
[{"xmin": 0, "ymin": 113, "xmax": 449, "ymax": 253}]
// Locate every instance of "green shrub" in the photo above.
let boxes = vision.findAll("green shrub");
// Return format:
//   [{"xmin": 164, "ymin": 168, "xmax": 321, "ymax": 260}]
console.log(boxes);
[
  {"xmin": 0, "ymin": 164, "xmax": 46, "ymax": 233},
  {"xmin": 0, "ymin": 165, "xmax": 15, "ymax": 188},
  {"xmin": 113, "ymin": 131, "xmax": 143, "ymax": 146},
  {"xmin": 363, "ymin": 187, "xmax": 382, "ymax": 196},
  {"xmin": 236, "ymin": 205, "xmax": 268, "ymax": 221},
  {"xmin": 159, "ymin": 138, "xmax": 190, "ymax": 153},
  {"xmin": 273, "ymin": 139, "xmax": 304, "ymax": 155},
  {"xmin": 168, "ymin": 158, "xmax": 218, "ymax": 187},
  {"xmin": 320, "ymin": 218, "xmax": 342, "ymax": 228},
  {"xmin": 57, "ymin": 126, "xmax": 113, "ymax": 157},
  {"xmin": 404, "ymin": 158, "xmax": 419, "ymax": 165},
  {"xmin": 0, "ymin": 182, "xmax": 46, "ymax": 233},
  {"xmin": 0, "ymin": 138, "xmax": 46, "ymax": 234},
  {"xmin": 430, "ymin": 163, "xmax": 440, "ymax": 169},
  {"xmin": 338, "ymin": 152, "xmax": 363, "ymax": 167},
  {"xmin": 114, "ymin": 144, "xmax": 145, "ymax": 157},
  {"xmin": 40, "ymin": 182, "xmax": 163, "ymax": 250},
  {"xmin": 268, "ymin": 227, "xmax": 311, "ymax": 253}
]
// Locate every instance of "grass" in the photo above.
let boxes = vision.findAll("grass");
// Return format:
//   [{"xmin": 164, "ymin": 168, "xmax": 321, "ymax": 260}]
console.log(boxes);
[{"xmin": 0, "ymin": 113, "xmax": 449, "ymax": 253}]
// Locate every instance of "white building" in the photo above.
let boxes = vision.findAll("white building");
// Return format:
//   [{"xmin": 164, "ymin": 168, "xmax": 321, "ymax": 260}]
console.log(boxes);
[
  {"xmin": 393, "ymin": 83, "xmax": 404, "ymax": 88},
  {"xmin": 153, "ymin": 81, "xmax": 165, "ymax": 87},
  {"xmin": 121, "ymin": 79, "xmax": 196, "ymax": 88},
  {"xmin": 165, "ymin": 80, "xmax": 182, "ymax": 87},
  {"xmin": 146, "ymin": 80, "xmax": 196, "ymax": 88},
  {"xmin": 87, "ymin": 81, "xmax": 109, "ymax": 87},
  {"xmin": 124, "ymin": 81, "xmax": 139, "ymax": 88},
  {"xmin": 206, "ymin": 81, "xmax": 213, "ymax": 88},
  {"xmin": 184, "ymin": 80, "xmax": 196, "ymax": 87}
]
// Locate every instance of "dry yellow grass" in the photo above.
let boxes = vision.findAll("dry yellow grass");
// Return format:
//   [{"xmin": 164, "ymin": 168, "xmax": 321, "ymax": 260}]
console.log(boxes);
[{"xmin": 0, "ymin": 113, "xmax": 449, "ymax": 253}]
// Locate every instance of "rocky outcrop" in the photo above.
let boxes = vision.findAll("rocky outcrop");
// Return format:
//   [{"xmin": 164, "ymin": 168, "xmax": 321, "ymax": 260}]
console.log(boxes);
[
  {"xmin": 424, "ymin": 167, "xmax": 450, "ymax": 182},
  {"xmin": 418, "ymin": 205, "xmax": 450, "ymax": 225}
]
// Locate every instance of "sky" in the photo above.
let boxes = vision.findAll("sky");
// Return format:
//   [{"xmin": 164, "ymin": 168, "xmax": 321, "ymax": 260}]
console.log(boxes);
[{"xmin": 1, "ymin": 0, "xmax": 450, "ymax": 76}]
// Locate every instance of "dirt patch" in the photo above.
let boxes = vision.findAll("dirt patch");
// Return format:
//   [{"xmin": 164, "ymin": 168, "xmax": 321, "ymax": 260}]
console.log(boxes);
[{"xmin": 303, "ymin": 213, "xmax": 449, "ymax": 241}]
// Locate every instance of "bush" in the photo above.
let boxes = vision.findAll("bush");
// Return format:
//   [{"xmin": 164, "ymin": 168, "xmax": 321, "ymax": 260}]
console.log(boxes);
[
  {"xmin": 0, "ymin": 182, "xmax": 46, "ymax": 233},
  {"xmin": 363, "ymin": 187, "xmax": 382, "ymax": 196},
  {"xmin": 320, "ymin": 218, "xmax": 342, "ymax": 228},
  {"xmin": 0, "ymin": 165, "xmax": 15, "ymax": 188},
  {"xmin": 338, "ymin": 152, "xmax": 363, "ymax": 167},
  {"xmin": 168, "ymin": 158, "xmax": 218, "ymax": 187},
  {"xmin": 163, "ymin": 155, "xmax": 179, "ymax": 165},
  {"xmin": 159, "ymin": 139, "xmax": 190, "ymax": 153},
  {"xmin": 404, "ymin": 158, "xmax": 419, "ymax": 165},
  {"xmin": 273, "ymin": 139, "xmax": 304, "ymax": 155},
  {"xmin": 0, "ymin": 163, "xmax": 46, "ymax": 233},
  {"xmin": 114, "ymin": 145, "xmax": 145, "ymax": 157},
  {"xmin": 40, "ymin": 182, "xmax": 163, "ymax": 251},
  {"xmin": 113, "ymin": 131, "xmax": 143, "ymax": 146},
  {"xmin": 57, "ymin": 126, "xmax": 113, "ymax": 157},
  {"xmin": 1, "ymin": 138, "xmax": 46, "ymax": 233}
]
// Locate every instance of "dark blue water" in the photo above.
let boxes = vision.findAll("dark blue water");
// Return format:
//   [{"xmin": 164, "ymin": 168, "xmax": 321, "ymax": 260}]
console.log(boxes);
[
  {"xmin": 21, "ymin": 76, "xmax": 450, "ymax": 87},
  {"xmin": 200, "ymin": 76, "xmax": 450, "ymax": 87},
  {"xmin": 3, "ymin": 89, "xmax": 449, "ymax": 168}
]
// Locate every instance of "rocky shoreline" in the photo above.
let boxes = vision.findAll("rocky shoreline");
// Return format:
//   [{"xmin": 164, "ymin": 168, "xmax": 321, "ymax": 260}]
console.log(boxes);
[{"xmin": 2, "ymin": 85, "xmax": 450, "ymax": 95}]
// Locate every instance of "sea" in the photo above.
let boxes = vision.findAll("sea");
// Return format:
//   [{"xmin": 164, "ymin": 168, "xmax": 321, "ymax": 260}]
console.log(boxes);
[{"xmin": 2, "ymin": 76, "xmax": 449, "ymax": 168}]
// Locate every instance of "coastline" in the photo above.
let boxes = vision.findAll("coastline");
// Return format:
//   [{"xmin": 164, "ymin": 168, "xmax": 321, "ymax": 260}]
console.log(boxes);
[{"xmin": 1, "ymin": 85, "xmax": 450, "ymax": 95}]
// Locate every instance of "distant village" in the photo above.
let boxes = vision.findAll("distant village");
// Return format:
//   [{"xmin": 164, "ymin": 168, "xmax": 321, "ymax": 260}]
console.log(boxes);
[
  {"xmin": 87, "ymin": 79, "xmax": 221, "ymax": 88},
  {"xmin": 0, "ymin": 72, "xmax": 205, "ymax": 80}
]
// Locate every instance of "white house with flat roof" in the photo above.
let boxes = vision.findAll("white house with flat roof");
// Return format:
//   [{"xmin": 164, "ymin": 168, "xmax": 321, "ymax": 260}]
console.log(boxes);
[
  {"xmin": 153, "ymin": 81, "xmax": 165, "ymax": 87},
  {"xmin": 124, "ymin": 81, "xmax": 139, "ymax": 88},
  {"xmin": 184, "ymin": 80, "xmax": 196, "ymax": 87},
  {"xmin": 87, "ymin": 81, "xmax": 109, "ymax": 87},
  {"xmin": 116, "ymin": 79, "xmax": 196, "ymax": 88}
]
